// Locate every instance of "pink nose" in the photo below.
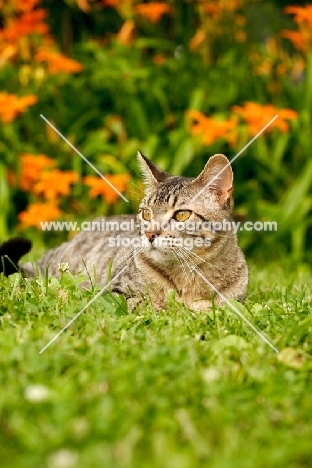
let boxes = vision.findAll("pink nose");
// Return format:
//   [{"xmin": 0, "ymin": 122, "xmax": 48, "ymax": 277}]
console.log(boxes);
[{"xmin": 145, "ymin": 231, "xmax": 160, "ymax": 243}]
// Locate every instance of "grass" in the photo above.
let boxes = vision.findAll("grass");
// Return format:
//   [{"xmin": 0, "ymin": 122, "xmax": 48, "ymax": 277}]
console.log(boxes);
[{"xmin": 0, "ymin": 260, "xmax": 311, "ymax": 468}]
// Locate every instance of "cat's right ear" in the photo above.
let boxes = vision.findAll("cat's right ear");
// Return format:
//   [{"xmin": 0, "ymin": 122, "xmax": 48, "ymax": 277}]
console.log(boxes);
[{"xmin": 137, "ymin": 152, "xmax": 171, "ymax": 186}]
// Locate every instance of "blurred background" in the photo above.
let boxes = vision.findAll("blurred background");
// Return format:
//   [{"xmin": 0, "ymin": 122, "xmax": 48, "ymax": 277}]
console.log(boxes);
[{"xmin": 0, "ymin": 0, "xmax": 311, "ymax": 263}]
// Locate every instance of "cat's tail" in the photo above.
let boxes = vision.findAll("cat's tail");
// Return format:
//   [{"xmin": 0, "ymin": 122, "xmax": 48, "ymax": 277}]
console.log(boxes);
[{"xmin": 0, "ymin": 238, "xmax": 32, "ymax": 276}]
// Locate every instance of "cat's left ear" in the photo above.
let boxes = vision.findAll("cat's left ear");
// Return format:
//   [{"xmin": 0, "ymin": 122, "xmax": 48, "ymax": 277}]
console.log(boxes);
[
  {"xmin": 137, "ymin": 151, "xmax": 172, "ymax": 186},
  {"xmin": 192, "ymin": 154, "xmax": 233, "ymax": 204}
]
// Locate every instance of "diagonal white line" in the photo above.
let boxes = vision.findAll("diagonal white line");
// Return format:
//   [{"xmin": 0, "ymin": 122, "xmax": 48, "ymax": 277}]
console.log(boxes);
[
  {"xmin": 191, "ymin": 267, "xmax": 279, "ymax": 353},
  {"xmin": 40, "ymin": 114, "xmax": 129, "ymax": 203},
  {"xmin": 39, "ymin": 265, "xmax": 128, "ymax": 354},
  {"xmin": 191, "ymin": 114, "xmax": 278, "ymax": 202}
]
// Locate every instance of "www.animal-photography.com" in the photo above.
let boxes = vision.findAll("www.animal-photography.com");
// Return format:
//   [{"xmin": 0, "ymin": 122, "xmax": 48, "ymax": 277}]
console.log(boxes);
[{"xmin": 0, "ymin": 1, "xmax": 311, "ymax": 467}]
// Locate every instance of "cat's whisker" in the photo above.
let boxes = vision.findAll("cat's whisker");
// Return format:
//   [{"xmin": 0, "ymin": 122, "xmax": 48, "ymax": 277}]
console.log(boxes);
[
  {"xmin": 113, "ymin": 246, "xmax": 142, "ymax": 271},
  {"xmin": 172, "ymin": 249, "xmax": 189, "ymax": 283},
  {"xmin": 176, "ymin": 248, "xmax": 195, "ymax": 278},
  {"xmin": 127, "ymin": 179, "xmax": 144, "ymax": 193},
  {"xmin": 176, "ymin": 248, "xmax": 199, "ymax": 277},
  {"xmin": 176, "ymin": 252, "xmax": 190, "ymax": 282},
  {"xmin": 181, "ymin": 246, "xmax": 215, "ymax": 271},
  {"xmin": 123, "ymin": 190, "xmax": 143, "ymax": 199},
  {"xmin": 108, "ymin": 248, "xmax": 137, "ymax": 274},
  {"xmin": 173, "ymin": 250, "xmax": 188, "ymax": 280},
  {"xmin": 177, "ymin": 249, "xmax": 217, "ymax": 302},
  {"xmin": 128, "ymin": 163, "xmax": 147, "ymax": 186},
  {"xmin": 120, "ymin": 171, "xmax": 144, "ymax": 195},
  {"xmin": 124, "ymin": 185, "xmax": 142, "ymax": 194},
  {"xmin": 177, "ymin": 248, "xmax": 213, "ymax": 289},
  {"xmin": 111, "ymin": 247, "xmax": 136, "ymax": 266}
]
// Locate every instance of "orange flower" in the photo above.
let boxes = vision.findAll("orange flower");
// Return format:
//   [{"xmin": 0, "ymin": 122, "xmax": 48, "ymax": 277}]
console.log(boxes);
[
  {"xmin": 235, "ymin": 14, "xmax": 246, "ymax": 26},
  {"xmin": 252, "ymin": 58, "xmax": 272, "ymax": 76},
  {"xmin": 13, "ymin": 0, "xmax": 40, "ymax": 12},
  {"xmin": 32, "ymin": 169, "xmax": 79, "ymax": 199},
  {"xmin": 203, "ymin": 0, "xmax": 242, "ymax": 16},
  {"xmin": 19, "ymin": 153, "xmax": 55, "ymax": 191},
  {"xmin": 116, "ymin": 20, "xmax": 135, "ymax": 46},
  {"xmin": 281, "ymin": 29, "xmax": 310, "ymax": 52},
  {"xmin": 283, "ymin": 5, "xmax": 312, "ymax": 52},
  {"xmin": 0, "ymin": 9, "xmax": 49, "ymax": 43},
  {"xmin": 189, "ymin": 29, "xmax": 206, "ymax": 51},
  {"xmin": 203, "ymin": 3, "xmax": 219, "ymax": 16},
  {"xmin": 0, "ymin": 44, "xmax": 17, "ymax": 66},
  {"xmin": 186, "ymin": 110, "xmax": 238, "ymax": 146},
  {"xmin": 284, "ymin": 5, "xmax": 312, "ymax": 28},
  {"xmin": 153, "ymin": 53, "xmax": 166, "ymax": 65},
  {"xmin": 134, "ymin": 3, "xmax": 171, "ymax": 23},
  {"xmin": 76, "ymin": 0, "xmax": 92, "ymax": 12},
  {"xmin": 18, "ymin": 202, "xmax": 62, "ymax": 228},
  {"xmin": 100, "ymin": 0, "xmax": 120, "ymax": 6},
  {"xmin": 235, "ymin": 30, "xmax": 246, "ymax": 43},
  {"xmin": 84, "ymin": 174, "xmax": 130, "ymax": 204},
  {"xmin": 0, "ymin": 92, "xmax": 37, "ymax": 123},
  {"xmin": 35, "ymin": 47, "xmax": 83, "ymax": 74},
  {"xmin": 232, "ymin": 102, "xmax": 298, "ymax": 136}
]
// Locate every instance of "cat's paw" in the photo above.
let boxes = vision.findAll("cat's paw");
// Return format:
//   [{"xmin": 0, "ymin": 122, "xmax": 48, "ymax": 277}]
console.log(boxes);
[{"xmin": 188, "ymin": 299, "xmax": 212, "ymax": 312}]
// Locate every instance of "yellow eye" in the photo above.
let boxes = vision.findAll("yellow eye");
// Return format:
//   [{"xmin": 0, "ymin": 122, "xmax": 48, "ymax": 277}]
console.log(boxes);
[
  {"xmin": 174, "ymin": 210, "xmax": 192, "ymax": 222},
  {"xmin": 142, "ymin": 209, "xmax": 151, "ymax": 221}
]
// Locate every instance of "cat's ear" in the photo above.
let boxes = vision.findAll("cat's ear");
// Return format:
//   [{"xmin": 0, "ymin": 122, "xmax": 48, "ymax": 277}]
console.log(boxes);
[
  {"xmin": 137, "ymin": 151, "xmax": 171, "ymax": 186},
  {"xmin": 192, "ymin": 154, "xmax": 233, "ymax": 204}
]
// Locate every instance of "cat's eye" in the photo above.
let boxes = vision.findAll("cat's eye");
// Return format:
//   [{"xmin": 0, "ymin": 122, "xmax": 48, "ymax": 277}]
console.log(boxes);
[
  {"xmin": 174, "ymin": 210, "xmax": 192, "ymax": 222},
  {"xmin": 142, "ymin": 209, "xmax": 151, "ymax": 221}
]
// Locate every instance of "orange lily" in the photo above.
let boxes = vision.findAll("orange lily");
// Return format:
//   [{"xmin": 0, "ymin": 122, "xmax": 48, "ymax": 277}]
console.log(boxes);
[
  {"xmin": 0, "ymin": 9, "xmax": 49, "ymax": 43},
  {"xmin": 134, "ymin": 3, "xmax": 171, "ymax": 23},
  {"xmin": 0, "ymin": 92, "xmax": 37, "ymax": 123},
  {"xmin": 232, "ymin": 102, "xmax": 298, "ymax": 136},
  {"xmin": 203, "ymin": 0, "xmax": 242, "ymax": 16},
  {"xmin": 186, "ymin": 110, "xmax": 238, "ymax": 146},
  {"xmin": 18, "ymin": 201, "xmax": 62, "ymax": 228},
  {"xmin": 13, "ymin": 0, "xmax": 40, "ymax": 12},
  {"xmin": 284, "ymin": 5, "xmax": 312, "ymax": 28},
  {"xmin": 84, "ymin": 174, "xmax": 130, "ymax": 204},
  {"xmin": 35, "ymin": 47, "xmax": 83, "ymax": 74},
  {"xmin": 32, "ymin": 169, "xmax": 79, "ymax": 199},
  {"xmin": 189, "ymin": 29, "xmax": 206, "ymax": 51},
  {"xmin": 19, "ymin": 153, "xmax": 55, "ymax": 191},
  {"xmin": 116, "ymin": 20, "xmax": 135, "ymax": 46},
  {"xmin": 281, "ymin": 29, "xmax": 310, "ymax": 52}
]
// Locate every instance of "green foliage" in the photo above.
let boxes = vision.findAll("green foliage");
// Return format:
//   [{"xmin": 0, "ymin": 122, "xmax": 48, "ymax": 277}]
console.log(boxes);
[{"xmin": 0, "ymin": 0, "xmax": 311, "ymax": 261}]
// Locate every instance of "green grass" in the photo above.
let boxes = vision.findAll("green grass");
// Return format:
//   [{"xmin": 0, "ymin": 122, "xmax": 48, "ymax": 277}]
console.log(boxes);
[{"xmin": 0, "ymin": 261, "xmax": 311, "ymax": 468}]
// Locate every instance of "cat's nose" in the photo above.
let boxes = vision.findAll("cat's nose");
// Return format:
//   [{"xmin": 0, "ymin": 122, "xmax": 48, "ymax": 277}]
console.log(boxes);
[{"xmin": 145, "ymin": 231, "xmax": 160, "ymax": 243}]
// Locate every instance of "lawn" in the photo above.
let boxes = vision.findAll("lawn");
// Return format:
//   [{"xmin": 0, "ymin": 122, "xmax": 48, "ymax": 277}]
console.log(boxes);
[{"xmin": 0, "ymin": 260, "xmax": 311, "ymax": 468}]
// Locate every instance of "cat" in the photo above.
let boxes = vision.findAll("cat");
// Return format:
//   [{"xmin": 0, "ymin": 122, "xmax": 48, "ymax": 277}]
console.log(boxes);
[{"xmin": 0, "ymin": 153, "xmax": 248, "ymax": 311}]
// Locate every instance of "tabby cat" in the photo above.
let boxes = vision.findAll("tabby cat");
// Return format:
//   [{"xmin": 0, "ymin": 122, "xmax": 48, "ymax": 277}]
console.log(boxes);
[{"xmin": 1, "ymin": 153, "xmax": 248, "ymax": 311}]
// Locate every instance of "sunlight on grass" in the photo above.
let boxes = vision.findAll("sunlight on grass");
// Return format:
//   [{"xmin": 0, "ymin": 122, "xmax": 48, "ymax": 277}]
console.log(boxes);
[{"xmin": 0, "ymin": 262, "xmax": 311, "ymax": 468}]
